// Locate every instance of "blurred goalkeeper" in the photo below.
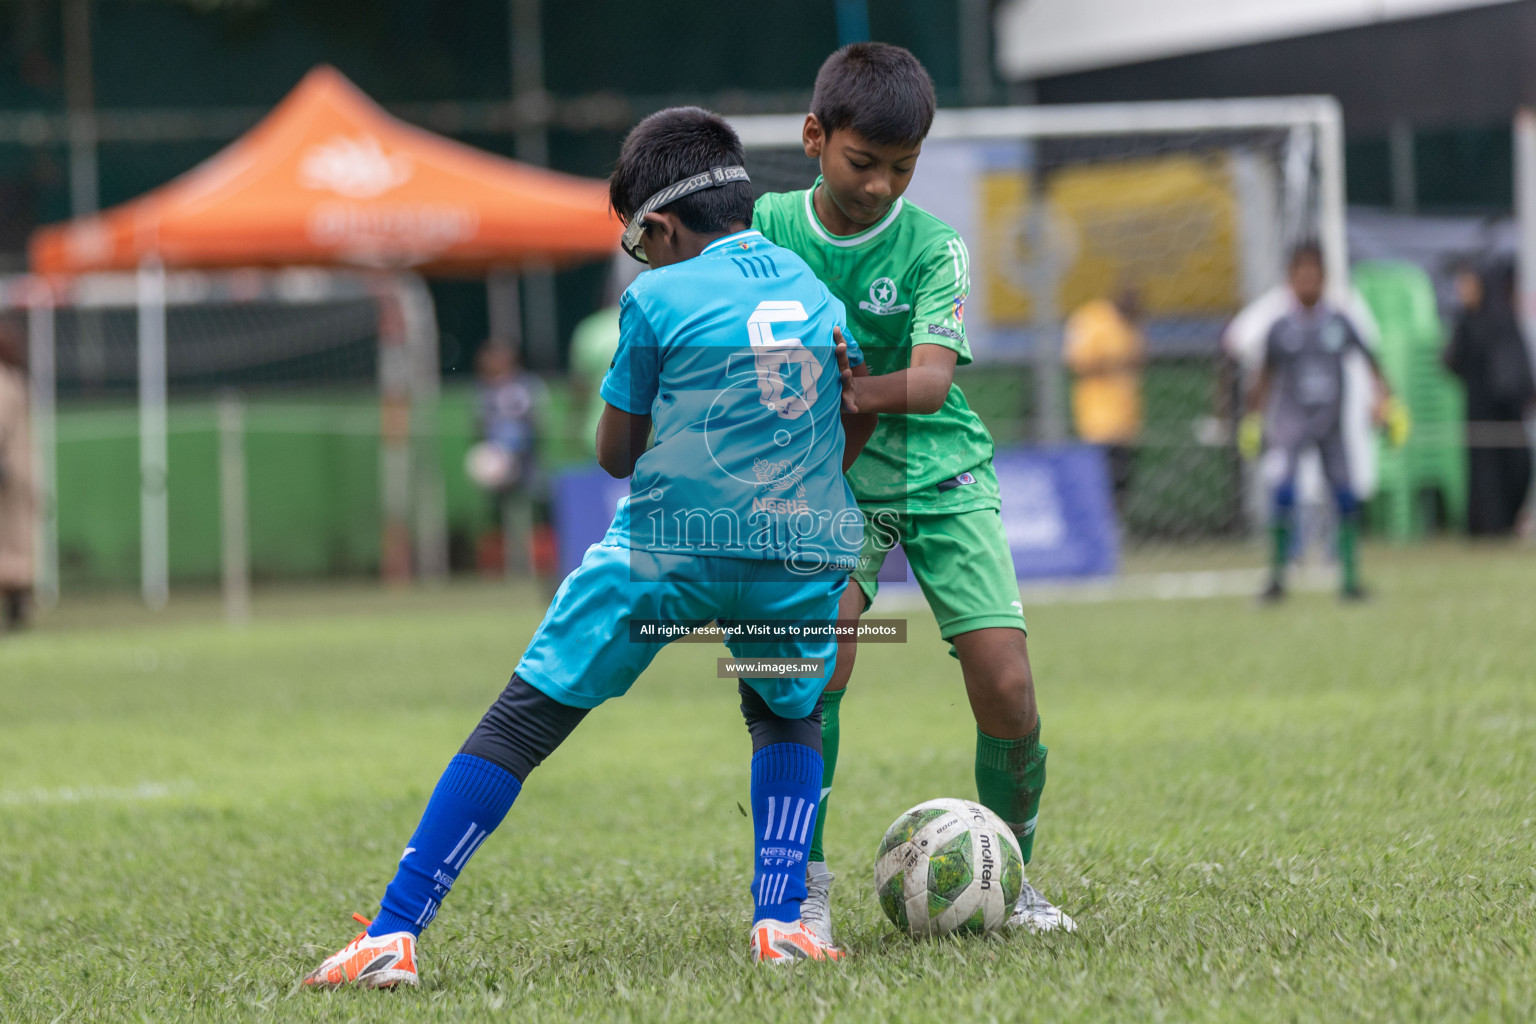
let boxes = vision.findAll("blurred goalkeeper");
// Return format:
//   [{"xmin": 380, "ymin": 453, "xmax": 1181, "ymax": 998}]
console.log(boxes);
[
  {"xmin": 1243, "ymin": 242, "xmax": 1401, "ymax": 602},
  {"xmin": 303, "ymin": 107, "xmax": 871, "ymax": 988}
]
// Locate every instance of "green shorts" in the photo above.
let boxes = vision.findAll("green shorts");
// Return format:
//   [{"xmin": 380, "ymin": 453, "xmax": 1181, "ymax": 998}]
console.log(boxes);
[{"xmin": 855, "ymin": 505, "xmax": 1027, "ymax": 640}]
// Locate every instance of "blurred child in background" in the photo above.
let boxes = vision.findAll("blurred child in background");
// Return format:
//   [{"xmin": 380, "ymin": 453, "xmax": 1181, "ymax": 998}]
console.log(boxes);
[
  {"xmin": 474, "ymin": 341, "xmax": 545, "ymax": 575},
  {"xmin": 0, "ymin": 324, "xmax": 32, "ymax": 631}
]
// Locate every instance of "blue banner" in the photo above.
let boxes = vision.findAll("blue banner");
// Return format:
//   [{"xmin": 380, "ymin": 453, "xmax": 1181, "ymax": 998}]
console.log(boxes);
[
  {"xmin": 994, "ymin": 445, "xmax": 1119, "ymax": 580},
  {"xmin": 554, "ymin": 445, "xmax": 1119, "ymax": 582},
  {"xmin": 552, "ymin": 465, "xmax": 633, "ymax": 578}
]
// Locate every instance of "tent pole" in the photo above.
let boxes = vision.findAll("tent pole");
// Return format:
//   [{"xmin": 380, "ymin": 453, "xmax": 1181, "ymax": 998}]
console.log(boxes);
[
  {"xmin": 958, "ymin": 0, "xmax": 992, "ymax": 107},
  {"xmin": 137, "ymin": 258, "xmax": 169, "ymax": 610},
  {"xmin": 398, "ymin": 274, "xmax": 448, "ymax": 582},
  {"xmin": 509, "ymin": 0, "xmax": 547, "ymax": 166},
  {"xmin": 487, "ymin": 268, "xmax": 522, "ymax": 347},
  {"xmin": 509, "ymin": 0, "xmax": 559, "ymax": 370},
  {"xmin": 376, "ymin": 277, "xmax": 413, "ymax": 584},
  {"xmin": 521, "ymin": 265, "xmax": 559, "ymax": 370},
  {"xmin": 63, "ymin": 0, "xmax": 98, "ymax": 217},
  {"xmin": 26, "ymin": 281, "xmax": 59, "ymax": 609}
]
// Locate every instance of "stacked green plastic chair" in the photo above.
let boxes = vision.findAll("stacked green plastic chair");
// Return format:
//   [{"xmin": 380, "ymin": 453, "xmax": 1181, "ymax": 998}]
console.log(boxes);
[{"xmin": 1353, "ymin": 260, "xmax": 1467, "ymax": 539}]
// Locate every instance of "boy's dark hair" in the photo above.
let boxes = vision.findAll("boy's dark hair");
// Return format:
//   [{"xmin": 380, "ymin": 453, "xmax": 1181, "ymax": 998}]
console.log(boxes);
[
  {"xmin": 811, "ymin": 42, "xmax": 936, "ymax": 148},
  {"xmin": 609, "ymin": 106, "xmax": 753, "ymax": 234},
  {"xmin": 1289, "ymin": 241, "xmax": 1324, "ymax": 269}
]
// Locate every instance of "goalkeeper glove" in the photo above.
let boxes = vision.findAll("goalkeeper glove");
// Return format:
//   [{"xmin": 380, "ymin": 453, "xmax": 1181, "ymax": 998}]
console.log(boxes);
[
  {"xmin": 1381, "ymin": 396, "xmax": 1411, "ymax": 448},
  {"xmin": 1238, "ymin": 412, "xmax": 1263, "ymax": 460}
]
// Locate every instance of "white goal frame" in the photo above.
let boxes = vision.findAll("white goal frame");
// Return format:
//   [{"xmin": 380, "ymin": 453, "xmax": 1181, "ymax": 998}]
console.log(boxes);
[
  {"xmin": 733, "ymin": 97, "xmax": 1348, "ymax": 448},
  {"xmin": 730, "ymin": 96, "xmax": 1347, "ymax": 291},
  {"xmin": 11, "ymin": 267, "xmax": 447, "ymax": 613}
]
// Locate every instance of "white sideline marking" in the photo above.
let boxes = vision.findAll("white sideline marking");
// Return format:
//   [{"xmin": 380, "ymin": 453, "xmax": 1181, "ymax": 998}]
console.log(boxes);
[
  {"xmin": 0, "ymin": 780, "xmax": 194, "ymax": 807},
  {"xmin": 870, "ymin": 567, "xmax": 1335, "ymax": 611}
]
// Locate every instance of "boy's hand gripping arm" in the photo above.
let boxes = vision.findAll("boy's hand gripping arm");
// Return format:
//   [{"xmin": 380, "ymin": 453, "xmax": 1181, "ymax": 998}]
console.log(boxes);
[
  {"xmin": 834, "ymin": 326, "xmax": 877, "ymax": 471},
  {"xmin": 839, "ymin": 342, "xmax": 957, "ymax": 417}
]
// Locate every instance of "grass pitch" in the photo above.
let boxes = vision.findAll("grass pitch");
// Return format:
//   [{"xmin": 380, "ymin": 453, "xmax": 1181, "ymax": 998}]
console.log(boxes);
[{"xmin": 2, "ymin": 544, "xmax": 1534, "ymax": 1022}]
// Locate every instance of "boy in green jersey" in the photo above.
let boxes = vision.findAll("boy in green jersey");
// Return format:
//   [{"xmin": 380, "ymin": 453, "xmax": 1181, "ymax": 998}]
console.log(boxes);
[{"xmin": 753, "ymin": 43, "xmax": 1075, "ymax": 939}]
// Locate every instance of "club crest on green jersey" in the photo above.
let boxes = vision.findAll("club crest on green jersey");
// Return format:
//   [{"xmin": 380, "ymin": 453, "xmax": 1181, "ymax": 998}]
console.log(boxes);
[{"xmin": 859, "ymin": 276, "xmax": 911, "ymax": 316}]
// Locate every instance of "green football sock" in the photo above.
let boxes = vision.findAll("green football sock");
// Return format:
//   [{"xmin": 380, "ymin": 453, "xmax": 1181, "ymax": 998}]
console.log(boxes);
[
  {"xmin": 1338, "ymin": 513, "xmax": 1360, "ymax": 592},
  {"xmin": 1270, "ymin": 521, "xmax": 1291, "ymax": 585},
  {"xmin": 974, "ymin": 720, "xmax": 1046, "ymax": 865},
  {"xmin": 807, "ymin": 687, "xmax": 844, "ymax": 864}
]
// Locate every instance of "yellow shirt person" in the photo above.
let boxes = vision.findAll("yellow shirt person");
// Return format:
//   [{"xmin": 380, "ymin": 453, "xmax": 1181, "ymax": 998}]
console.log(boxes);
[{"xmin": 1064, "ymin": 295, "xmax": 1145, "ymax": 445}]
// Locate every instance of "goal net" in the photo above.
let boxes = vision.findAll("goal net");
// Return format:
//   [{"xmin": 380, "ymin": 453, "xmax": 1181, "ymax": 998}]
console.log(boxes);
[
  {"xmin": 733, "ymin": 99, "xmax": 1347, "ymax": 572},
  {"xmin": 3, "ymin": 268, "xmax": 444, "ymax": 605}
]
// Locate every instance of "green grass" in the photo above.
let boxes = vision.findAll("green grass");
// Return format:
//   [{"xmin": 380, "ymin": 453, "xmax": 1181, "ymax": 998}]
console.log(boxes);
[{"xmin": 3, "ymin": 544, "xmax": 1534, "ymax": 1021}]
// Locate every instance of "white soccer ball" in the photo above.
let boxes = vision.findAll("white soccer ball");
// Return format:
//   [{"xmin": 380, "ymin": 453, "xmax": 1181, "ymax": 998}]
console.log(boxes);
[
  {"xmin": 873, "ymin": 797, "xmax": 1024, "ymax": 936},
  {"xmin": 464, "ymin": 442, "xmax": 519, "ymax": 490}
]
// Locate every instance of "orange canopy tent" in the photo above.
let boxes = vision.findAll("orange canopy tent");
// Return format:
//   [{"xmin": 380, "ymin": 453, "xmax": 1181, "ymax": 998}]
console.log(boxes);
[{"xmin": 29, "ymin": 66, "xmax": 621, "ymax": 275}]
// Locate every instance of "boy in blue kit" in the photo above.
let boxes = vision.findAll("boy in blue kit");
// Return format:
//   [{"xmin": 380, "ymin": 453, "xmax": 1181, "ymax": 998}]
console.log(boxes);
[{"xmin": 303, "ymin": 108, "xmax": 871, "ymax": 988}]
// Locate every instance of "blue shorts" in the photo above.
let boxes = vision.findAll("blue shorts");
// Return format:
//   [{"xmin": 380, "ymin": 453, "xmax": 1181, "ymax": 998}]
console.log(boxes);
[{"xmin": 514, "ymin": 543, "xmax": 847, "ymax": 719}]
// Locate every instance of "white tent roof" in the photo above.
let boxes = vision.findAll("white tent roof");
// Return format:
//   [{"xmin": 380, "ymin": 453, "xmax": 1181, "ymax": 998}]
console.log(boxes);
[{"xmin": 996, "ymin": 0, "xmax": 1520, "ymax": 79}]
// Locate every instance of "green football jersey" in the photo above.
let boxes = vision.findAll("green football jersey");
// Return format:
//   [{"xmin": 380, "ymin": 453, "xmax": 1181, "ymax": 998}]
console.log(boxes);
[{"xmin": 753, "ymin": 183, "xmax": 998, "ymax": 512}]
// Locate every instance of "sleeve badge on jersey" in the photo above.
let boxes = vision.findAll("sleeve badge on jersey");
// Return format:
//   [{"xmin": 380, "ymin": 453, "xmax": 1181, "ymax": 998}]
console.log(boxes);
[{"xmin": 952, "ymin": 294, "xmax": 966, "ymax": 325}]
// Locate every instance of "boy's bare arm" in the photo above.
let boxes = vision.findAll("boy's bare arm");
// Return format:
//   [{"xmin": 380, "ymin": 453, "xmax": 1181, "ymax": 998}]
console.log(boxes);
[
  {"xmin": 595, "ymin": 403, "xmax": 652, "ymax": 478},
  {"xmin": 841, "ymin": 342, "xmax": 957, "ymax": 416}
]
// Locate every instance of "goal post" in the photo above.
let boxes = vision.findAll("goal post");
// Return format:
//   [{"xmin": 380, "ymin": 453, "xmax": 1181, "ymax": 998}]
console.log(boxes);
[
  {"xmin": 731, "ymin": 96, "xmax": 1348, "ymax": 293},
  {"xmin": 730, "ymin": 97, "xmax": 1349, "ymax": 559},
  {"xmin": 11, "ymin": 267, "xmax": 447, "ymax": 609}
]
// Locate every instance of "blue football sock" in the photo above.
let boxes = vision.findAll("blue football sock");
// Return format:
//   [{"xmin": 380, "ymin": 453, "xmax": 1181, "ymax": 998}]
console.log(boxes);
[
  {"xmin": 750, "ymin": 742, "xmax": 824, "ymax": 924},
  {"xmin": 368, "ymin": 753, "xmax": 521, "ymax": 937}
]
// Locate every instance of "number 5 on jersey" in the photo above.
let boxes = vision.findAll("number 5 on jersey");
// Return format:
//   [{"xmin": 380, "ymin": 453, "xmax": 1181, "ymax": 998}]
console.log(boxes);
[{"xmin": 748, "ymin": 300, "xmax": 818, "ymax": 420}]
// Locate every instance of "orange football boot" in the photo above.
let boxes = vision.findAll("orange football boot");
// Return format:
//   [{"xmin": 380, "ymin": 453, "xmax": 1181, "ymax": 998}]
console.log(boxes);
[
  {"xmin": 750, "ymin": 918, "xmax": 846, "ymax": 963},
  {"xmin": 302, "ymin": 913, "xmax": 419, "ymax": 989}
]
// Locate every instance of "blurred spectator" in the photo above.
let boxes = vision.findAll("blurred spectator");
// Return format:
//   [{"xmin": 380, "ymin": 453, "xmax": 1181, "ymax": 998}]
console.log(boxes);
[
  {"xmin": 0, "ymin": 325, "xmax": 32, "ymax": 629},
  {"xmin": 567, "ymin": 306, "xmax": 621, "ymax": 458},
  {"xmin": 477, "ymin": 341, "xmax": 542, "ymax": 471},
  {"xmin": 1443, "ymin": 263, "xmax": 1535, "ymax": 536},
  {"xmin": 1064, "ymin": 287, "xmax": 1146, "ymax": 503},
  {"xmin": 475, "ymin": 341, "xmax": 546, "ymax": 576}
]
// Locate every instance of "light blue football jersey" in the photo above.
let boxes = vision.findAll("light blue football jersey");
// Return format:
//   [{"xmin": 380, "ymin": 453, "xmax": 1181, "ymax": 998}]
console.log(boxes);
[{"xmin": 599, "ymin": 229, "xmax": 865, "ymax": 572}]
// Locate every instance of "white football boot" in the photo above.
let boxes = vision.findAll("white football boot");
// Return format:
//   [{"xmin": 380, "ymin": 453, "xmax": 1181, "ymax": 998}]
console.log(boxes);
[
  {"xmin": 1006, "ymin": 878, "xmax": 1077, "ymax": 933},
  {"xmin": 751, "ymin": 918, "xmax": 845, "ymax": 963},
  {"xmin": 800, "ymin": 861, "xmax": 836, "ymax": 946},
  {"xmin": 302, "ymin": 913, "xmax": 419, "ymax": 989}
]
